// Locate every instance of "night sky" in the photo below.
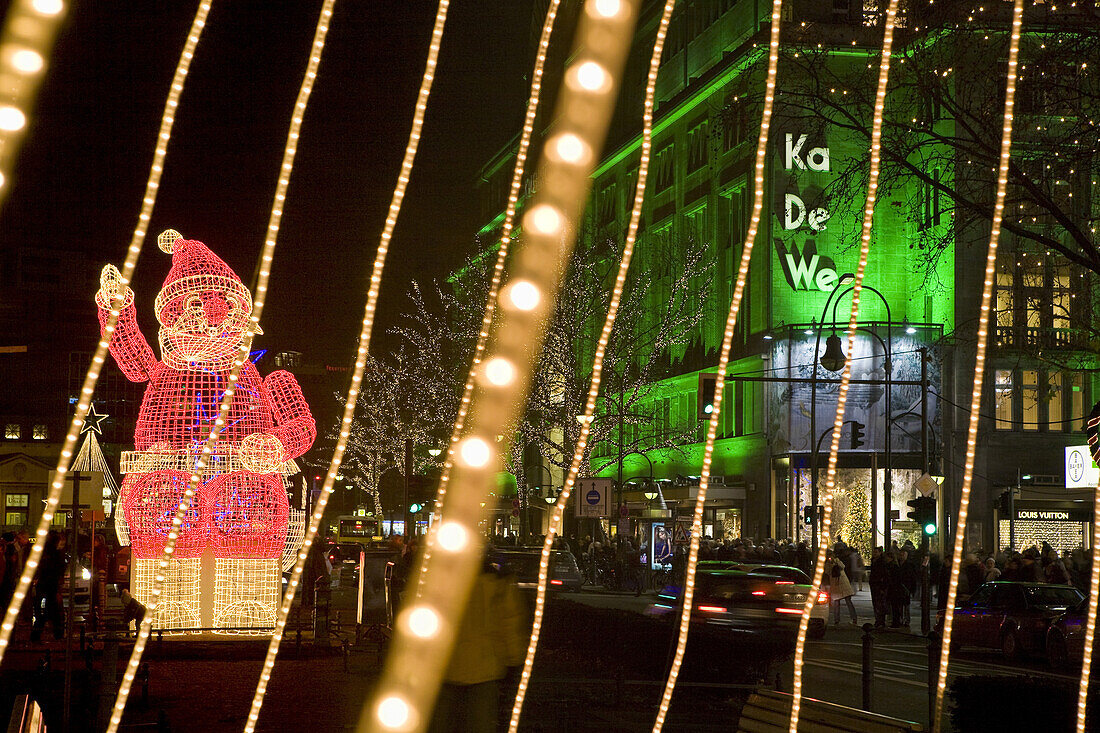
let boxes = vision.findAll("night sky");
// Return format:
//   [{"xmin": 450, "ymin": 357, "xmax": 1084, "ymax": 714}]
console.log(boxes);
[{"xmin": 2, "ymin": 0, "xmax": 533, "ymax": 364}]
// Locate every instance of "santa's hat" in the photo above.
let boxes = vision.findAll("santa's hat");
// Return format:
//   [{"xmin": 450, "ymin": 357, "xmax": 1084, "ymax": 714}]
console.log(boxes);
[{"xmin": 153, "ymin": 229, "xmax": 253, "ymax": 325}]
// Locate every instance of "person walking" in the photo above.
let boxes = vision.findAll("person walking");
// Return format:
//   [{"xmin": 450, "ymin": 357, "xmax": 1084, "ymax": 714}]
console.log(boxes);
[
  {"xmin": 30, "ymin": 531, "xmax": 66, "ymax": 644},
  {"xmin": 429, "ymin": 551, "xmax": 526, "ymax": 733},
  {"xmin": 869, "ymin": 547, "xmax": 890, "ymax": 629},
  {"xmin": 886, "ymin": 552, "xmax": 909, "ymax": 628},
  {"xmin": 825, "ymin": 553, "xmax": 858, "ymax": 625}
]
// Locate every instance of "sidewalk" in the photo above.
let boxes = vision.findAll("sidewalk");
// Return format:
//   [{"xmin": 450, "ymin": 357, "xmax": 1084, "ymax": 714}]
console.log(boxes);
[{"xmin": 837, "ymin": 586, "xmax": 935, "ymax": 636}]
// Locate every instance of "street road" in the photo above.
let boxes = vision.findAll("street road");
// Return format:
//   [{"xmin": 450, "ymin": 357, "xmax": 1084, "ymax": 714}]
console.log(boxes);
[{"xmin": 568, "ymin": 585, "xmax": 1079, "ymax": 729}]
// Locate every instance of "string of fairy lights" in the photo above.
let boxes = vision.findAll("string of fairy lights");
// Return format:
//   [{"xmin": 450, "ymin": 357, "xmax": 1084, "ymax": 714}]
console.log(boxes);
[
  {"xmin": 0, "ymin": 0, "xmax": 212, "ymax": 668},
  {"xmin": 109, "ymin": 4, "xmax": 340, "ymax": 732},
  {"xmin": 414, "ymin": 0, "xmax": 561, "ymax": 597},
  {"xmin": 651, "ymin": 0, "xmax": 783, "ymax": 729},
  {"xmin": 245, "ymin": 2, "xmax": 450, "ymax": 730},
  {"xmin": 1079, "ymin": 480, "xmax": 1100, "ymax": 731},
  {"xmin": 363, "ymin": 2, "xmax": 639, "ymax": 731},
  {"xmin": 0, "ymin": 0, "xmax": 68, "ymax": 209},
  {"xmin": 787, "ymin": 2, "xmax": 900, "ymax": 731},
  {"xmin": 933, "ymin": 1, "xmax": 1024, "ymax": 730},
  {"xmin": 506, "ymin": 2, "xmax": 676, "ymax": 730}
]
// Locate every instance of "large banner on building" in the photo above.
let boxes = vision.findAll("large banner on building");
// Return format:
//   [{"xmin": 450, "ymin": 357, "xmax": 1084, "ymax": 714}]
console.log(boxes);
[{"xmin": 765, "ymin": 331, "xmax": 941, "ymax": 455}]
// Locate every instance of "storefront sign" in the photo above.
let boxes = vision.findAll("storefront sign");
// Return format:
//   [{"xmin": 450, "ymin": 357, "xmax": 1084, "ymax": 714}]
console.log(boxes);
[
  {"xmin": 1015, "ymin": 508, "xmax": 1090, "ymax": 522},
  {"xmin": 775, "ymin": 132, "xmax": 838, "ymax": 292},
  {"xmin": 1065, "ymin": 445, "xmax": 1099, "ymax": 488}
]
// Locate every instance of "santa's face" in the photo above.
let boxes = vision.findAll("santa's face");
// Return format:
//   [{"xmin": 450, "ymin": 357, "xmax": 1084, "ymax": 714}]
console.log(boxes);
[{"xmin": 158, "ymin": 287, "xmax": 251, "ymax": 366}]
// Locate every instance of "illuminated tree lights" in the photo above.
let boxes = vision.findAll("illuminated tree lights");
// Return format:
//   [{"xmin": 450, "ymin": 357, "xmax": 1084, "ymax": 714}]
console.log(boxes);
[{"xmin": 96, "ymin": 232, "xmax": 315, "ymax": 631}]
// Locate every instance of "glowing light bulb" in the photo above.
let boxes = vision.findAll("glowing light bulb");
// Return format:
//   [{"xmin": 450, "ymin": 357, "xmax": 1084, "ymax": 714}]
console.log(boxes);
[
  {"xmin": 11, "ymin": 49, "xmax": 44, "ymax": 74},
  {"xmin": 458, "ymin": 438, "xmax": 491, "ymax": 468},
  {"xmin": 573, "ymin": 61, "xmax": 609, "ymax": 92},
  {"xmin": 436, "ymin": 522, "xmax": 468, "ymax": 553},
  {"xmin": 0, "ymin": 106, "xmax": 26, "ymax": 132},
  {"xmin": 549, "ymin": 133, "xmax": 590, "ymax": 165},
  {"xmin": 376, "ymin": 696, "xmax": 412, "ymax": 730},
  {"xmin": 483, "ymin": 357, "xmax": 515, "ymax": 386},
  {"xmin": 591, "ymin": 0, "xmax": 623, "ymax": 17},
  {"xmin": 31, "ymin": 0, "xmax": 63, "ymax": 15},
  {"xmin": 525, "ymin": 204, "xmax": 563, "ymax": 235},
  {"xmin": 505, "ymin": 280, "xmax": 540, "ymax": 311}
]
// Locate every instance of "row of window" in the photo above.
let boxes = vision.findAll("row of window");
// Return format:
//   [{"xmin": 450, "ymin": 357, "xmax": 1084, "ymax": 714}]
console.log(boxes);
[
  {"xmin": 3, "ymin": 424, "xmax": 48, "ymax": 440},
  {"xmin": 993, "ymin": 369, "xmax": 1085, "ymax": 432},
  {"xmin": 4, "ymin": 493, "xmax": 28, "ymax": 529}
]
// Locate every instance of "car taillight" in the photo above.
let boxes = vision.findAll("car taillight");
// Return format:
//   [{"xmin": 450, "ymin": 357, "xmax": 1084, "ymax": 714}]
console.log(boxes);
[
  {"xmin": 550, "ymin": 579, "xmax": 563, "ymax": 586},
  {"xmin": 775, "ymin": 581, "xmax": 794, "ymax": 585},
  {"xmin": 816, "ymin": 591, "xmax": 829, "ymax": 605},
  {"xmin": 698, "ymin": 605, "xmax": 727, "ymax": 613},
  {"xmin": 775, "ymin": 608, "xmax": 803, "ymax": 615},
  {"xmin": 751, "ymin": 590, "xmax": 767, "ymax": 596}
]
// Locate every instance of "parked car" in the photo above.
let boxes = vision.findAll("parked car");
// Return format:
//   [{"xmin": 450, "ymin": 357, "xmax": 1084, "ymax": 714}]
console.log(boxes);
[
  {"xmin": 949, "ymin": 581, "xmax": 1083, "ymax": 660},
  {"xmin": 490, "ymin": 549, "xmax": 584, "ymax": 591},
  {"xmin": 651, "ymin": 568, "xmax": 830, "ymax": 639},
  {"xmin": 1046, "ymin": 599, "xmax": 1092, "ymax": 670}
]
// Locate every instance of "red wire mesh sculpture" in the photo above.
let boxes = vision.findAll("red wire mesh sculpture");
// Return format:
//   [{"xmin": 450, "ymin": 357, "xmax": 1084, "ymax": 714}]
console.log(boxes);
[{"xmin": 97, "ymin": 230, "xmax": 315, "ymax": 632}]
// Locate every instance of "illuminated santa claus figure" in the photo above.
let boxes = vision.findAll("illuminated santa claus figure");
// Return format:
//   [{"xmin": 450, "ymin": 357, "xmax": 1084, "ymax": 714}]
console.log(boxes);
[{"xmin": 96, "ymin": 229, "xmax": 315, "ymax": 632}]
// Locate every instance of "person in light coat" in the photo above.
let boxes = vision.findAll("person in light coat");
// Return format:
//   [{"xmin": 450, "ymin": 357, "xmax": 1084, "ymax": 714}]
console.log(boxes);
[
  {"xmin": 825, "ymin": 552, "xmax": 858, "ymax": 625},
  {"xmin": 430, "ymin": 551, "xmax": 527, "ymax": 732}
]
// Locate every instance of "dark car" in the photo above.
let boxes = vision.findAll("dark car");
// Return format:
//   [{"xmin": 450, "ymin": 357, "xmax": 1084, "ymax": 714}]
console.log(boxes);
[
  {"xmin": 651, "ymin": 568, "xmax": 829, "ymax": 638},
  {"xmin": 326, "ymin": 543, "xmax": 365, "ymax": 587},
  {"xmin": 950, "ymin": 581, "xmax": 1083, "ymax": 660},
  {"xmin": 691, "ymin": 562, "xmax": 829, "ymax": 637},
  {"xmin": 1046, "ymin": 599, "xmax": 1093, "ymax": 670},
  {"xmin": 491, "ymin": 549, "xmax": 584, "ymax": 591}
]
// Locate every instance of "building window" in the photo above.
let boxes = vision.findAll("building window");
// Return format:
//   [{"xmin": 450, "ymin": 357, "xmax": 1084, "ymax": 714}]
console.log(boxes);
[
  {"xmin": 597, "ymin": 180, "xmax": 617, "ymax": 226},
  {"xmin": 1021, "ymin": 370, "xmax": 1039, "ymax": 431},
  {"xmin": 1048, "ymin": 372, "xmax": 1064, "ymax": 432},
  {"xmin": 719, "ymin": 98, "xmax": 749, "ymax": 151},
  {"xmin": 1071, "ymin": 373, "xmax": 1085, "ymax": 431},
  {"xmin": 31, "ymin": 425, "xmax": 47, "ymax": 440},
  {"xmin": 653, "ymin": 144, "xmax": 675, "ymax": 194},
  {"xmin": 687, "ymin": 121, "xmax": 709, "ymax": 173},
  {"xmin": 919, "ymin": 167, "xmax": 941, "ymax": 230},
  {"xmin": 3, "ymin": 424, "xmax": 18, "ymax": 440},
  {"xmin": 5, "ymin": 493, "xmax": 28, "ymax": 528},
  {"xmin": 995, "ymin": 257, "xmax": 1087, "ymax": 348},
  {"xmin": 994, "ymin": 370, "xmax": 1014, "ymax": 430}
]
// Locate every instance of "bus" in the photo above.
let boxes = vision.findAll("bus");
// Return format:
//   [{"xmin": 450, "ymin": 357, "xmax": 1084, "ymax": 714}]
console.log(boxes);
[{"xmin": 336, "ymin": 515, "xmax": 382, "ymax": 546}]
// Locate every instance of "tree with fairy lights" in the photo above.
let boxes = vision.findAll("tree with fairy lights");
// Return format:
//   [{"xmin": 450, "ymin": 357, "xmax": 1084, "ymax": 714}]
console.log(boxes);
[
  {"xmin": 840, "ymin": 480, "xmax": 872, "ymax": 564},
  {"xmin": 393, "ymin": 229, "xmax": 716, "ymax": 497}
]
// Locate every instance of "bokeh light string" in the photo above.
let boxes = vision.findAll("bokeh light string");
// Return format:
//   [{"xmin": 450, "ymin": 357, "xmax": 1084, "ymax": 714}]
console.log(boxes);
[
  {"xmin": 507, "ymin": 1, "xmax": 675, "ymax": 729},
  {"xmin": 787, "ymin": 2, "xmax": 899, "ymax": 731},
  {"xmin": 108, "ymin": 3, "xmax": 335, "ymax": 732},
  {"xmin": 0, "ymin": 0, "xmax": 69, "ymax": 208},
  {"xmin": 242, "ymin": 1, "xmax": 451, "ymax": 730},
  {"xmin": 1081, "ymin": 473, "xmax": 1100, "ymax": 733},
  {"xmin": 651, "ymin": 1, "xmax": 783, "ymax": 729},
  {"xmin": 932, "ymin": 2, "xmax": 1023, "ymax": 731},
  {"xmin": 415, "ymin": 0, "xmax": 561, "ymax": 596},
  {"xmin": 363, "ymin": 2, "xmax": 640, "ymax": 731},
  {"xmin": 0, "ymin": 0, "xmax": 212, "ymax": 667}
]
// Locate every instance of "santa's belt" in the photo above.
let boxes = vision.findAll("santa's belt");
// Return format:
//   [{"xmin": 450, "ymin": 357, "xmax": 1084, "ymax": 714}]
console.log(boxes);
[{"xmin": 120, "ymin": 450, "xmax": 298, "ymax": 477}]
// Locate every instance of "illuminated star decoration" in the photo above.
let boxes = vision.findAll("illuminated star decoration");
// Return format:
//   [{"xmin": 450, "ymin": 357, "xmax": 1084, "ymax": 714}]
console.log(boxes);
[{"xmin": 81, "ymin": 404, "xmax": 109, "ymax": 436}]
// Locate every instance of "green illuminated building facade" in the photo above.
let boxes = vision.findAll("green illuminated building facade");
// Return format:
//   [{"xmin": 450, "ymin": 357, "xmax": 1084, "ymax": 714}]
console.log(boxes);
[{"xmin": 475, "ymin": 0, "xmax": 1099, "ymax": 551}]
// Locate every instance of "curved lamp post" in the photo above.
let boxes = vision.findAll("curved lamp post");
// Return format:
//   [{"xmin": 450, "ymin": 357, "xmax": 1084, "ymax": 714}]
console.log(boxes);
[{"xmin": 809, "ymin": 274, "xmax": 896, "ymax": 551}]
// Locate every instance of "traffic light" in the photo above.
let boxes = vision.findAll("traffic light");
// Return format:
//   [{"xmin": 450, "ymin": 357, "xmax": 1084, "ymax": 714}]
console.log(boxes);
[
  {"xmin": 409, "ymin": 502, "xmax": 423, "ymax": 513},
  {"xmin": 697, "ymin": 372, "xmax": 718, "ymax": 420},
  {"xmin": 803, "ymin": 505, "xmax": 815, "ymax": 525},
  {"xmin": 850, "ymin": 421, "xmax": 866, "ymax": 449},
  {"xmin": 907, "ymin": 496, "xmax": 937, "ymax": 536}
]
